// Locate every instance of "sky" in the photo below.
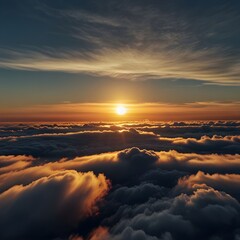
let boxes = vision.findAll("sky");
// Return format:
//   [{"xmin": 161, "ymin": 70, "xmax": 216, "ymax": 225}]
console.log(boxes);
[
  {"xmin": 0, "ymin": 0, "xmax": 240, "ymax": 121},
  {"xmin": 1, "ymin": 2, "xmax": 240, "ymax": 239}
]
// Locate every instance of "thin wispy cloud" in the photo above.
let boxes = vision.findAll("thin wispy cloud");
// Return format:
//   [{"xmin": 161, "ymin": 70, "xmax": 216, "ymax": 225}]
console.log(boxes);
[
  {"xmin": 0, "ymin": 0, "xmax": 240, "ymax": 85},
  {"xmin": 0, "ymin": 46, "xmax": 240, "ymax": 84}
]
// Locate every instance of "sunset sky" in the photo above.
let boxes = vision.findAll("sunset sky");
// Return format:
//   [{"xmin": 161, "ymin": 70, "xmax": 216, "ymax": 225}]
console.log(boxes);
[
  {"xmin": 1, "ymin": 1, "xmax": 240, "ymax": 240},
  {"xmin": 0, "ymin": 0, "xmax": 240, "ymax": 121}
]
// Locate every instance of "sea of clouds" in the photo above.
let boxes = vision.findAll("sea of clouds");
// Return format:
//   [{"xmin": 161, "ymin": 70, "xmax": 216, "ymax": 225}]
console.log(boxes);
[{"xmin": 0, "ymin": 121, "xmax": 240, "ymax": 240}]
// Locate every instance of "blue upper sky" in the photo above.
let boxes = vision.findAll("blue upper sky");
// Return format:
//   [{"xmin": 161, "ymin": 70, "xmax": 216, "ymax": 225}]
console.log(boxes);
[{"xmin": 0, "ymin": 0, "xmax": 240, "ymax": 109}]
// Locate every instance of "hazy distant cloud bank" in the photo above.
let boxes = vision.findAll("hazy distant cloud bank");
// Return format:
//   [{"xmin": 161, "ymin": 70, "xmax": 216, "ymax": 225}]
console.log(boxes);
[
  {"xmin": 0, "ymin": 121, "xmax": 239, "ymax": 158},
  {"xmin": 0, "ymin": 121, "xmax": 240, "ymax": 239}
]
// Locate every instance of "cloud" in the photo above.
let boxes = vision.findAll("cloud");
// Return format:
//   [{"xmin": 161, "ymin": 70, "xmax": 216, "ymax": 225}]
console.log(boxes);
[
  {"xmin": 88, "ymin": 227, "xmax": 110, "ymax": 240},
  {"xmin": 100, "ymin": 187, "xmax": 240, "ymax": 240},
  {"xmin": 160, "ymin": 135, "xmax": 240, "ymax": 154},
  {"xmin": 1, "ymin": 147, "xmax": 240, "ymax": 194},
  {"xmin": 135, "ymin": 122, "xmax": 240, "ymax": 138},
  {"xmin": 155, "ymin": 150, "xmax": 240, "ymax": 174},
  {"xmin": 1, "ymin": 121, "xmax": 239, "ymax": 139},
  {"xmin": 1, "ymin": 46, "xmax": 240, "ymax": 85},
  {"xmin": 1, "ymin": 1, "xmax": 240, "ymax": 84},
  {"xmin": 0, "ymin": 148, "xmax": 159, "ymax": 191},
  {"xmin": 108, "ymin": 183, "xmax": 165, "ymax": 205},
  {"xmin": 0, "ymin": 128, "xmax": 159, "ymax": 158},
  {"xmin": 175, "ymin": 171, "xmax": 240, "ymax": 200},
  {"xmin": 0, "ymin": 123, "xmax": 240, "ymax": 161},
  {"xmin": 0, "ymin": 170, "xmax": 109, "ymax": 240},
  {"xmin": 0, "ymin": 155, "xmax": 35, "ymax": 174},
  {"xmin": 0, "ymin": 121, "xmax": 240, "ymax": 239},
  {"xmin": 0, "ymin": 147, "xmax": 240, "ymax": 239}
]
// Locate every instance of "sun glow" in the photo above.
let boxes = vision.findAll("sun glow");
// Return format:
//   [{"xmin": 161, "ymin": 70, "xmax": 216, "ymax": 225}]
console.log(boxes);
[{"xmin": 116, "ymin": 105, "xmax": 127, "ymax": 115}]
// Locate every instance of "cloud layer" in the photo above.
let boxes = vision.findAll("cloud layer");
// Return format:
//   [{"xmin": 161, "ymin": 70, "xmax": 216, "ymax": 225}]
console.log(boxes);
[
  {"xmin": 1, "ymin": 122, "xmax": 239, "ymax": 158},
  {"xmin": 0, "ymin": 121, "xmax": 240, "ymax": 239}
]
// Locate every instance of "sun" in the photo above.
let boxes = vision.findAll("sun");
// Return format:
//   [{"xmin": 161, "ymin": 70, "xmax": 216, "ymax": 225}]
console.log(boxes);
[{"xmin": 116, "ymin": 105, "xmax": 127, "ymax": 115}]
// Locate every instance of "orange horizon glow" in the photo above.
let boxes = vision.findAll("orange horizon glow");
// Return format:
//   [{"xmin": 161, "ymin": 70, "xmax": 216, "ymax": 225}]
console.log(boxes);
[{"xmin": 0, "ymin": 101, "xmax": 240, "ymax": 122}]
